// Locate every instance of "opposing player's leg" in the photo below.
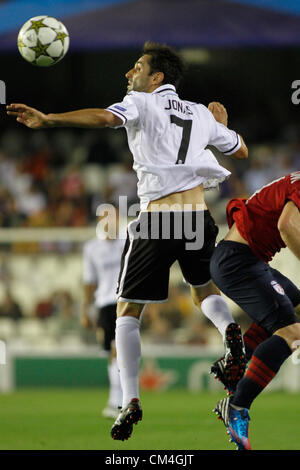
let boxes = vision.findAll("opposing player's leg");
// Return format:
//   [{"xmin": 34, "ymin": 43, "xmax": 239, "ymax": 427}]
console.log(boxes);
[
  {"xmin": 178, "ymin": 211, "xmax": 246, "ymax": 391},
  {"xmin": 231, "ymin": 323, "xmax": 299, "ymax": 412},
  {"xmin": 270, "ymin": 267, "xmax": 300, "ymax": 309},
  {"xmin": 237, "ymin": 269, "xmax": 300, "ymax": 364},
  {"xmin": 213, "ymin": 396, "xmax": 251, "ymax": 450},
  {"xmin": 243, "ymin": 322, "xmax": 271, "ymax": 363},
  {"xmin": 220, "ymin": 322, "xmax": 300, "ymax": 450},
  {"xmin": 210, "ymin": 240, "xmax": 300, "ymax": 448}
]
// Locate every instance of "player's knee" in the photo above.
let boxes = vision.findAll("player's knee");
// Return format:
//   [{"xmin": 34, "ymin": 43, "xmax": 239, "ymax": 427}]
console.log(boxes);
[
  {"xmin": 192, "ymin": 291, "xmax": 208, "ymax": 306},
  {"xmin": 274, "ymin": 322, "xmax": 300, "ymax": 349},
  {"xmin": 116, "ymin": 301, "xmax": 143, "ymax": 319}
]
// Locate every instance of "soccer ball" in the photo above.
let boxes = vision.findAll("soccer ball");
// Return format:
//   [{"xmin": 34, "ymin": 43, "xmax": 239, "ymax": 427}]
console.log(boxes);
[{"xmin": 17, "ymin": 15, "xmax": 69, "ymax": 67}]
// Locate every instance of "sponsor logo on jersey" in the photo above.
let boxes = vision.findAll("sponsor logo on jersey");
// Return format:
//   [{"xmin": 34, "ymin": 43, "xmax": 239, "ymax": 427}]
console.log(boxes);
[{"xmin": 271, "ymin": 280, "xmax": 285, "ymax": 295}]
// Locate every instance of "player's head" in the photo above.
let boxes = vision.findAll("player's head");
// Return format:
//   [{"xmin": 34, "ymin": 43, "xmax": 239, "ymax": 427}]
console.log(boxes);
[{"xmin": 126, "ymin": 41, "xmax": 185, "ymax": 93}]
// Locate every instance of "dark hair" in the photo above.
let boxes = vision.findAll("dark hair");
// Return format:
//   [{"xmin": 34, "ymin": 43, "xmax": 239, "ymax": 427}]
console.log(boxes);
[{"xmin": 142, "ymin": 41, "xmax": 186, "ymax": 88}]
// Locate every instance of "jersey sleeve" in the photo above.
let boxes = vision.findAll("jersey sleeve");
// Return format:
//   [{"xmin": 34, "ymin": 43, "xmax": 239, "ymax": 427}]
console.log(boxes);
[
  {"xmin": 202, "ymin": 105, "xmax": 241, "ymax": 155},
  {"xmin": 287, "ymin": 179, "xmax": 300, "ymax": 210},
  {"xmin": 106, "ymin": 92, "xmax": 143, "ymax": 129},
  {"xmin": 82, "ymin": 244, "xmax": 98, "ymax": 284},
  {"xmin": 226, "ymin": 198, "xmax": 247, "ymax": 227}
]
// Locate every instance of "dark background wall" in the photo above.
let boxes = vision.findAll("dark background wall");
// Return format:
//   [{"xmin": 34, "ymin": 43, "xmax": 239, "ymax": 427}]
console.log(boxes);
[{"xmin": 1, "ymin": 46, "xmax": 299, "ymax": 144}]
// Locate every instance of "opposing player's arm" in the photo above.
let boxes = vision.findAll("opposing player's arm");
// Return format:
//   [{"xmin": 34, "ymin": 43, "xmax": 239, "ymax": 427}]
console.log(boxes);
[
  {"xmin": 7, "ymin": 104, "xmax": 122, "ymax": 129},
  {"xmin": 278, "ymin": 201, "xmax": 300, "ymax": 260}
]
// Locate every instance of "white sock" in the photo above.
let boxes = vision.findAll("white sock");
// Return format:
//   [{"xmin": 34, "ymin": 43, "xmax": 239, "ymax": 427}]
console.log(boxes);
[
  {"xmin": 201, "ymin": 294, "xmax": 234, "ymax": 339},
  {"xmin": 107, "ymin": 358, "xmax": 122, "ymax": 408},
  {"xmin": 115, "ymin": 316, "xmax": 141, "ymax": 408}
]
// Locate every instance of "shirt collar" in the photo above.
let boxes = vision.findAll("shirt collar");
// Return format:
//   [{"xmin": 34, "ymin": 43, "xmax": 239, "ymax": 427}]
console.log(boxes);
[{"xmin": 152, "ymin": 84, "xmax": 177, "ymax": 95}]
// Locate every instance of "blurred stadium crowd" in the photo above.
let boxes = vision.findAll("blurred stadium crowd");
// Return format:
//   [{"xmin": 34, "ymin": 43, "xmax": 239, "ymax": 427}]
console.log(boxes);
[
  {"xmin": 0, "ymin": 126, "xmax": 299, "ymax": 350},
  {"xmin": 0, "ymin": 126, "xmax": 300, "ymax": 228},
  {"xmin": 0, "ymin": 128, "xmax": 138, "ymax": 229},
  {"xmin": 0, "ymin": 281, "xmax": 242, "ymax": 350}
]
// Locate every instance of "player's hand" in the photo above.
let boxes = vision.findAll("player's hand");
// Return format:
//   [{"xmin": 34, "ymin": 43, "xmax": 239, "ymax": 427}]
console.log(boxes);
[
  {"xmin": 6, "ymin": 103, "xmax": 48, "ymax": 129},
  {"xmin": 208, "ymin": 102, "xmax": 228, "ymax": 127}
]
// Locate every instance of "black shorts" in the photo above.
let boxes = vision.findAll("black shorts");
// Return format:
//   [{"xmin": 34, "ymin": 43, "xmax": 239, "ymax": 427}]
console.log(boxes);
[
  {"xmin": 117, "ymin": 210, "xmax": 218, "ymax": 303},
  {"xmin": 97, "ymin": 303, "xmax": 117, "ymax": 351},
  {"xmin": 210, "ymin": 240, "xmax": 300, "ymax": 334}
]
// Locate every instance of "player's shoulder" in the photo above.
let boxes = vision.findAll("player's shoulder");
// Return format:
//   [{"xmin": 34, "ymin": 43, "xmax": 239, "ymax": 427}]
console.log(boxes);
[
  {"xmin": 289, "ymin": 171, "xmax": 300, "ymax": 185},
  {"xmin": 270, "ymin": 172, "xmax": 300, "ymax": 192},
  {"xmin": 126, "ymin": 91, "xmax": 147, "ymax": 104},
  {"xmin": 184, "ymin": 99, "xmax": 198, "ymax": 106},
  {"xmin": 285, "ymin": 172, "xmax": 300, "ymax": 206},
  {"xmin": 195, "ymin": 102, "xmax": 210, "ymax": 113}
]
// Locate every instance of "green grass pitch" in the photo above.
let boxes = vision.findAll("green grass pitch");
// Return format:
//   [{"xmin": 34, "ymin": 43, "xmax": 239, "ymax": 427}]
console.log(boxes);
[{"xmin": 0, "ymin": 388, "xmax": 299, "ymax": 450}]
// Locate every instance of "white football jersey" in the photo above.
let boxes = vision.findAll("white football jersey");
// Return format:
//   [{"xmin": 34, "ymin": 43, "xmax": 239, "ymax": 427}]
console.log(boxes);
[
  {"xmin": 107, "ymin": 84, "xmax": 241, "ymax": 210},
  {"xmin": 82, "ymin": 237, "xmax": 124, "ymax": 308}
]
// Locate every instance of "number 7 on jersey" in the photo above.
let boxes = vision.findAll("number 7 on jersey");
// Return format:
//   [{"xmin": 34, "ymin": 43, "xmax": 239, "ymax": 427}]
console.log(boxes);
[{"xmin": 170, "ymin": 115, "xmax": 192, "ymax": 164}]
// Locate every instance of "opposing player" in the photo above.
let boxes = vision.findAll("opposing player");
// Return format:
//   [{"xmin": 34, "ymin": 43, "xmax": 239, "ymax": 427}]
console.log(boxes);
[
  {"xmin": 81, "ymin": 209, "xmax": 124, "ymax": 418},
  {"xmin": 7, "ymin": 42, "xmax": 248, "ymax": 441},
  {"xmin": 210, "ymin": 172, "xmax": 300, "ymax": 450}
]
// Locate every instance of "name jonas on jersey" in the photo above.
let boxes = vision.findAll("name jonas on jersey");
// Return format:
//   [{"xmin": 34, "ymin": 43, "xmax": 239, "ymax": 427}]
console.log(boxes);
[{"xmin": 164, "ymin": 99, "xmax": 193, "ymax": 115}]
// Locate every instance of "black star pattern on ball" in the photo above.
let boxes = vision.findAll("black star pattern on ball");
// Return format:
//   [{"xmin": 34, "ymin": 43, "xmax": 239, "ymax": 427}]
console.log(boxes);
[
  {"xmin": 27, "ymin": 19, "xmax": 46, "ymax": 33},
  {"xmin": 55, "ymin": 31, "xmax": 68, "ymax": 45},
  {"xmin": 32, "ymin": 39, "xmax": 50, "ymax": 59}
]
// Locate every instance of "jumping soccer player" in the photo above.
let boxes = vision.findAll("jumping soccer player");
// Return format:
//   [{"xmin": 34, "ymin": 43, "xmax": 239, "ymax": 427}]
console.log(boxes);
[
  {"xmin": 210, "ymin": 172, "xmax": 300, "ymax": 450},
  {"xmin": 7, "ymin": 41, "xmax": 248, "ymax": 441},
  {"xmin": 81, "ymin": 210, "xmax": 124, "ymax": 419}
]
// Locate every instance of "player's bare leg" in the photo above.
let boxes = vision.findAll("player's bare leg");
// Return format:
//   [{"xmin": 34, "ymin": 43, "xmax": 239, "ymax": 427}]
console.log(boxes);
[
  {"xmin": 274, "ymin": 322, "xmax": 300, "ymax": 349},
  {"xmin": 191, "ymin": 281, "xmax": 246, "ymax": 392},
  {"xmin": 111, "ymin": 301, "xmax": 144, "ymax": 440}
]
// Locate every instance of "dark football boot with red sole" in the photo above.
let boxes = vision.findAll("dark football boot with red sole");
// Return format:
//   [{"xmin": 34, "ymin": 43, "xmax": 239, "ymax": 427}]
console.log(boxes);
[
  {"xmin": 111, "ymin": 398, "xmax": 142, "ymax": 441},
  {"xmin": 211, "ymin": 323, "xmax": 246, "ymax": 394}
]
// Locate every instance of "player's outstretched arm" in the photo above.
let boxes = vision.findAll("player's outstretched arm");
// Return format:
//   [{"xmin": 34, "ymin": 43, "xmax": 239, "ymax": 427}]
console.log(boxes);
[
  {"xmin": 278, "ymin": 201, "xmax": 300, "ymax": 260},
  {"xmin": 7, "ymin": 104, "xmax": 48, "ymax": 129},
  {"xmin": 7, "ymin": 104, "xmax": 122, "ymax": 129}
]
